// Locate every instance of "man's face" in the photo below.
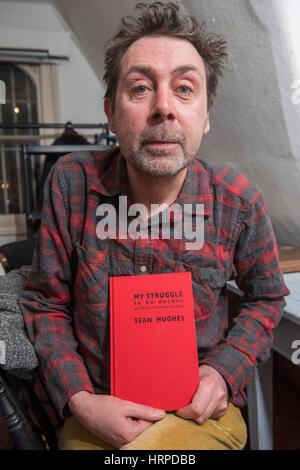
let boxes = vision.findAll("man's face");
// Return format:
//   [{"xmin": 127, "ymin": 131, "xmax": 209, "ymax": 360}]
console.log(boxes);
[{"xmin": 105, "ymin": 35, "xmax": 210, "ymax": 177}]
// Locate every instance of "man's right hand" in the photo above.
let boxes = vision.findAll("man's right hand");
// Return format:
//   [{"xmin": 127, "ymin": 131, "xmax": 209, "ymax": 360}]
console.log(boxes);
[{"xmin": 68, "ymin": 391, "xmax": 166, "ymax": 449}]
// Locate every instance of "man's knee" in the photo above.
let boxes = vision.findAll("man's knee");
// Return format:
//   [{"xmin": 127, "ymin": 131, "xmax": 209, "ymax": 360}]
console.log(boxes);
[
  {"xmin": 59, "ymin": 402, "xmax": 247, "ymax": 451},
  {"xmin": 121, "ymin": 403, "xmax": 247, "ymax": 450}
]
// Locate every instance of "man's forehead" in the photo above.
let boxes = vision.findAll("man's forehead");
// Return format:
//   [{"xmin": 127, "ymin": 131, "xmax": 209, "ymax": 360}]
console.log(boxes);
[
  {"xmin": 119, "ymin": 35, "xmax": 206, "ymax": 78},
  {"xmin": 124, "ymin": 64, "xmax": 206, "ymax": 81}
]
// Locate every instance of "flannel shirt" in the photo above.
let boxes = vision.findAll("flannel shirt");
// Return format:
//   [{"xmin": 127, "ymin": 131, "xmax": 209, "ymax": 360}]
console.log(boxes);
[{"xmin": 19, "ymin": 147, "xmax": 290, "ymax": 418}]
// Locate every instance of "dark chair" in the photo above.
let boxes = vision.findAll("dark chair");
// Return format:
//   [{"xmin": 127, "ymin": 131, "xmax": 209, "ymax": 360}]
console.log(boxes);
[
  {"xmin": 0, "ymin": 371, "xmax": 60, "ymax": 450},
  {"xmin": 0, "ymin": 243, "xmax": 61, "ymax": 449},
  {"xmin": 0, "ymin": 239, "xmax": 35, "ymax": 272}
]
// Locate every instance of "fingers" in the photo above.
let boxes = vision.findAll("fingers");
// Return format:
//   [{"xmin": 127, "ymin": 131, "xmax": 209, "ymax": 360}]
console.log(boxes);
[
  {"xmin": 176, "ymin": 373, "xmax": 228, "ymax": 424},
  {"xmin": 129, "ymin": 418, "xmax": 154, "ymax": 435},
  {"xmin": 176, "ymin": 400, "xmax": 211, "ymax": 423},
  {"xmin": 176, "ymin": 375, "xmax": 212, "ymax": 421},
  {"xmin": 176, "ymin": 397, "xmax": 227, "ymax": 424},
  {"xmin": 194, "ymin": 400, "xmax": 227, "ymax": 425},
  {"xmin": 119, "ymin": 417, "xmax": 158, "ymax": 447},
  {"xmin": 211, "ymin": 408, "xmax": 227, "ymax": 420},
  {"xmin": 125, "ymin": 400, "xmax": 166, "ymax": 422},
  {"xmin": 121, "ymin": 401, "xmax": 166, "ymax": 444}
]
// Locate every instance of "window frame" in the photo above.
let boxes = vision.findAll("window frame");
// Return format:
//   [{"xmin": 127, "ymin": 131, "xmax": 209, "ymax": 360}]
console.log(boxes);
[{"xmin": 0, "ymin": 62, "xmax": 60, "ymax": 240}]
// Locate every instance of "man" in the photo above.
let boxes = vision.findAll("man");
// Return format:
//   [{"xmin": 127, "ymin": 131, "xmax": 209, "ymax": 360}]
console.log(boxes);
[{"xmin": 20, "ymin": 2, "xmax": 289, "ymax": 450}]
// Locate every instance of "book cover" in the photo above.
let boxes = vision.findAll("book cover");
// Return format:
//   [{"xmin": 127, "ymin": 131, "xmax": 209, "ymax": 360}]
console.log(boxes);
[{"xmin": 110, "ymin": 271, "xmax": 199, "ymax": 411}]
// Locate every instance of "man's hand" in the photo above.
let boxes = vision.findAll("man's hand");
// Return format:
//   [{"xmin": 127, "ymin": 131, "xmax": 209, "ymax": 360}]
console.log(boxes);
[
  {"xmin": 68, "ymin": 391, "xmax": 166, "ymax": 448},
  {"xmin": 176, "ymin": 365, "xmax": 228, "ymax": 424}
]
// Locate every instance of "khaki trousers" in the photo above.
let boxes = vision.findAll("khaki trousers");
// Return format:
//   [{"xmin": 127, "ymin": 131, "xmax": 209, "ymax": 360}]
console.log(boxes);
[{"xmin": 58, "ymin": 402, "xmax": 247, "ymax": 450}]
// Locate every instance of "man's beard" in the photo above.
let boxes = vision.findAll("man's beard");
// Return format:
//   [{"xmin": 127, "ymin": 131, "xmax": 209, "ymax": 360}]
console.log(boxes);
[{"xmin": 120, "ymin": 126, "xmax": 197, "ymax": 177}]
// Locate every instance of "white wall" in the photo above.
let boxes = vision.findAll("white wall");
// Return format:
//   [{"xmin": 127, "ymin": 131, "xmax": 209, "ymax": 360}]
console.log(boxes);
[{"xmin": 58, "ymin": 37, "xmax": 106, "ymax": 125}]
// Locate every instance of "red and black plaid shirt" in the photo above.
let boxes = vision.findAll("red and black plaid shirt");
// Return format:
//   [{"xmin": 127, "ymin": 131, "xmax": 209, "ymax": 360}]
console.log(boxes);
[{"xmin": 19, "ymin": 147, "xmax": 289, "ymax": 418}]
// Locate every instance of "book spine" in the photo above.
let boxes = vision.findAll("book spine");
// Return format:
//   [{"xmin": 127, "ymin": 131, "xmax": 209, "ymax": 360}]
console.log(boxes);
[{"xmin": 109, "ymin": 277, "xmax": 115, "ymax": 396}]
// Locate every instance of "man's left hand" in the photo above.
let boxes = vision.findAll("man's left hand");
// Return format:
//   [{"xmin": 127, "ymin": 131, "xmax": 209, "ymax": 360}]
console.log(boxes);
[{"xmin": 176, "ymin": 365, "xmax": 228, "ymax": 424}]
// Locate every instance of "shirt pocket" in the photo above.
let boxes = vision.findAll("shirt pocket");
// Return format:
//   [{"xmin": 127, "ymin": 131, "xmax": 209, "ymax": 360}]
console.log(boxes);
[
  {"xmin": 74, "ymin": 242, "xmax": 110, "ymax": 305},
  {"xmin": 175, "ymin": 260, "xmax": 225, "ymax": 320}
]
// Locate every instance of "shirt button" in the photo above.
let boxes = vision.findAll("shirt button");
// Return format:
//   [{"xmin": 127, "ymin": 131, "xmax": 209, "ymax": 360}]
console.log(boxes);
[{"xmin": 140, "ymin": 265, "xmax": 147, "ymax": 273}]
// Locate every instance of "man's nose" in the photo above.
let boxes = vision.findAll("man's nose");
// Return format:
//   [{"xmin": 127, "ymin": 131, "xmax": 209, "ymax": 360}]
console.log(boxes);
[{"xmin": 149, "ymin": 87, "xmax": 176, "ymax": 122}]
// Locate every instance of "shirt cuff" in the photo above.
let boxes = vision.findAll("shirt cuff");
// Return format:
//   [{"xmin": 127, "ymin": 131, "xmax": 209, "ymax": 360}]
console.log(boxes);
[{"xmin": 45, "ymin": 363, "xmax": 95, "ymax": 419}]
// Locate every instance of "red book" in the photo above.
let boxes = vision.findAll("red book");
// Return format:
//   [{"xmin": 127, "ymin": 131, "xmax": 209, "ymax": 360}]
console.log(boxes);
[{"xmin": 110, "ymin": 272, "xmax": 199, "ymax": 411}]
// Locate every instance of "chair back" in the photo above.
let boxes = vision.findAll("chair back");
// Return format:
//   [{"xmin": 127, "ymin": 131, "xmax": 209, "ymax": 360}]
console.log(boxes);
[{"xmin": 0, "ymin": 240, "xmax": 35, "ymax": 272}]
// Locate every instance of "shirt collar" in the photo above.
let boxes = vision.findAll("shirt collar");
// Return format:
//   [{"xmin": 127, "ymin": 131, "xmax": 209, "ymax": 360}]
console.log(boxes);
[
  {"xmin": 91, "ymin": 147, "xmax": 213, "ymax": 217},
  {"xmin": 91, "ymin": 147, "xmax": 131, "ymax": 197},
  {"xmin": 176, "ymin": 157, "xmax": 213, "ymax": 217}
]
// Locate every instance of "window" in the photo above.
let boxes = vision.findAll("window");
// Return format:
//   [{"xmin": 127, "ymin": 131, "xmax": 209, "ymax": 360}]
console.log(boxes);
[{"xmin": 0, "ymin": 64, "xmax": 39, "ymax": 214}]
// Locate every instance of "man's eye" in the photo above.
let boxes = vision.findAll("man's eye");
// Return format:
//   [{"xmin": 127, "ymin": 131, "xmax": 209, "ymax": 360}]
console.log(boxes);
[
  {"xmin": 177, "ymin": 85, "xmax": 192, "ymax": 94},
  {"xmin": 133, "ymin": 86, "xmax": 148, "ymax": 94}
]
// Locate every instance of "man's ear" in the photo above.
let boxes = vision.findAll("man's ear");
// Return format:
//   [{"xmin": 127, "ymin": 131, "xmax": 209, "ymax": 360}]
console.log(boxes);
[
  {"xmin": 104, "ymin": 97, "xmax": 116, "ymax": 134},
  {"xmin": 203, "ymin": 113, "xmax": 210, "ymax": 135}
]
